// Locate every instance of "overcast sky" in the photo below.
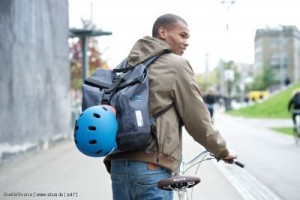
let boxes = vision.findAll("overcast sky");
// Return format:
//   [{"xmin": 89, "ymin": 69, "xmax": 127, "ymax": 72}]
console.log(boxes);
[{"xmin": 69, "ymin": 0, "xmax": 300, "ymax": 73}]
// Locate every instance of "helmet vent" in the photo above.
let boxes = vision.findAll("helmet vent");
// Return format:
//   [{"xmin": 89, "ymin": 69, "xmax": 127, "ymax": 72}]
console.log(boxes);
[
  {"xmin": 95, "ymin": 149, "xmax": 103, "ymax": 154},
  {"xmin": 102, "ymin": 107, "xmax": 108, "ymax": 111},
  {"xmin": 89, "ymin": 140, "xmax": 97, "ymax": 144},
  {"xmin": 93, "ymin": 113, "xmax": 101, "ymax": 118},
  {"xmin": 88, "ymin": 126, "xmax": 96, "ymax": 131}
]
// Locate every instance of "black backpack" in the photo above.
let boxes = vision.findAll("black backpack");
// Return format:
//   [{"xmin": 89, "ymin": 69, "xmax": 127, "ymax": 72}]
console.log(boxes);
[{"xmin": 81, "ymin": 53, "xmax": 172, "ymax": 153}]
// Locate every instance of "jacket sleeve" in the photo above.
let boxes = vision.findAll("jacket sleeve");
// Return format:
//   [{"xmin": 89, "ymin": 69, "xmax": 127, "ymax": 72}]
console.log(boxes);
[{"xmin": 171, "ymin": 58, "xmax": 229, "ymax": 158}]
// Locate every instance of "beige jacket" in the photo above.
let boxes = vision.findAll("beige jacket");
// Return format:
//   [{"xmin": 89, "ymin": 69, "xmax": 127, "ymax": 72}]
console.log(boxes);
[{"xmin": 104, "ymin": 36, "xmax": 229, "ymax": 172}]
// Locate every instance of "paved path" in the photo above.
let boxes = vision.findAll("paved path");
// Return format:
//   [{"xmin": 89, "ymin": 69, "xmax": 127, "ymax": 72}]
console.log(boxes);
[
  {"xmin": 0, "ymin": 139, "xmax": 112, "ymax": 200},
  {"xmin": 214, "ymin": 112, "xmax": 299, "ymax": 200}
]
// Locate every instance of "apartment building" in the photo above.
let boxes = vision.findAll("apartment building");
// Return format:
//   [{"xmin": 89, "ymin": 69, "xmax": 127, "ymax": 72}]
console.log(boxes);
[{"xmin": 254, "ymin": 26, "xmax": 300, "ymax": 84}]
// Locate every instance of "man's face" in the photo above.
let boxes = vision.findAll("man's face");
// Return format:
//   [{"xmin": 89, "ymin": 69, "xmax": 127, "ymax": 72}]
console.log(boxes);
[{"xmin": 160, "ymin": 21, "xmax": 190, "ymax": 55}]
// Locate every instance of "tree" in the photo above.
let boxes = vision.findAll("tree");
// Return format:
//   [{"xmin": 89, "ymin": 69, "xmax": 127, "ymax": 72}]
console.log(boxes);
[
  {"xmin": 216, "ymin": 60, "xmax": 242, "ymax": 98},
  {"xmin": 195, "ymin": 69, "xmax": 220, "ymax": 93},
  {"xmin": 248, "ymin": 65, "xmax": 276, "ymax": 91},
  {"xmin": 69, "ymin": 20, "xmax": 110, "ymax": 91}
]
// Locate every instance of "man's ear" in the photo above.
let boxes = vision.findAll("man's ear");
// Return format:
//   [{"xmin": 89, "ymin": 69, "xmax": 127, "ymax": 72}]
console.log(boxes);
[{"xmin": 158, "ymin": 27, "xmax": 166, "ymax": 39}]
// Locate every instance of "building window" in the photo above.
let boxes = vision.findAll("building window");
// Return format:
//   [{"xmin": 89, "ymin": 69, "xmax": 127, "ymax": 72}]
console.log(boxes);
[
  {"xmin": 282, "ymin": 53, "xmax": 288, "ymax": 67},
  {"xmin": 255, "ymin": 46, "xmax": 262, "ymax": 53},
  {"xmin": 255, "ymin": 39, "xmax": 262, "ymax": 47},
  {"xmin": 281, "ymin": 37, "xmax": 288, "ymax": 47},
  {"xmin": 270, "ymin": 52, "xmax": 279, "ymax": 66},
  {"xmin": 270, "ymin": 37, "xmax": 278, "ymax": 47}
]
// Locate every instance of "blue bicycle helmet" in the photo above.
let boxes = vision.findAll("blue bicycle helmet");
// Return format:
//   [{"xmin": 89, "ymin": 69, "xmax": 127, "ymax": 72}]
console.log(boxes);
[{"xmin": 74, "ymin": 105, "xmax": 118, "ymax": 157}]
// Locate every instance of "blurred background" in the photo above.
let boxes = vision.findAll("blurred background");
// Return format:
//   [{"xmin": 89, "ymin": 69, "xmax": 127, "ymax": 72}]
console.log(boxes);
[{"xmin": 0, "ymin": 0, "xmax": 300, "ymax": 199}]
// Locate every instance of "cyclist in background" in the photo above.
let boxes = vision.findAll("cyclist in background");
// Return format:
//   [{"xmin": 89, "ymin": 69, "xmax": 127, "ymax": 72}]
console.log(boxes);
[
  {"xmin": 203, "ymin": 90, "xmax": 216, "ymax": 120},
  {"xmin": 288, "ymin": 89, "xmax": 300, "ymax": 131}
]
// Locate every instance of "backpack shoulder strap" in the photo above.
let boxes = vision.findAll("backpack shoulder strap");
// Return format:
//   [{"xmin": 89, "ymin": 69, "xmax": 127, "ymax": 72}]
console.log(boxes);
[
  {"xmin": 152, "ymin": 104, "xmax": 173, "ymax": 119},
  {"xmin": 143, "ymin": 50, "xmax": 171, "ymax": 68},
  {"xmin": 114, "ymin": 50, "xmax": 171, "ymax": 73}
]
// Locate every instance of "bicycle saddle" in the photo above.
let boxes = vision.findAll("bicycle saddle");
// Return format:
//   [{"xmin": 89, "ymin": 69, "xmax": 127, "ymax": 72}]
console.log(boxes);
[{"xmin": 157, "ymin": 175, "xmax": 201, "ymax": 191}]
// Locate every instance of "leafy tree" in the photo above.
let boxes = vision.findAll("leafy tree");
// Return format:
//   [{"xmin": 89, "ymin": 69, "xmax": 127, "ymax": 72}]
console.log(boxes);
[
  {"xmin": 195, "ymin": 68, "xmax": 220, "ymax": 93},
  {"xmin": 248, "ymin": 65, "xmax": 276, "ymax": 91},
  {"xmin": 69, "ymin": 20, "xmax": 109, "ymax": 91},
  {"xmin": 213, "ymin": 60, "xmax": 242, "ymax": 97}
]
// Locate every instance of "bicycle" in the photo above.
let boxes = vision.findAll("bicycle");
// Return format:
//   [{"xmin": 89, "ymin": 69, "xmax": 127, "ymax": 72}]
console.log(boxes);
[
  {"xmin": 157, "ymin": 151, "xmax": 244, "ymax": 200},
  {"xmin": 293, "ymin": 109, "xmax": 300, "ymax": 145}
]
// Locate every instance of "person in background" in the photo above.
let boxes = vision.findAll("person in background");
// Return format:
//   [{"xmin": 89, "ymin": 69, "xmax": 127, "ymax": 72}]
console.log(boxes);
[{"xmin": 203, "ymin": 90, "xmax": 216, "ymax": 120}]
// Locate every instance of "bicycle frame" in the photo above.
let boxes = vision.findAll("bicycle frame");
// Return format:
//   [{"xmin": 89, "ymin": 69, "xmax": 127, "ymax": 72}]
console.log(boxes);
[
  {"xmin": 178, "ymin": 151, "xmax": 214, "ymax": 200},
  {"xmin": 293, "ymin": 110, "xmax": 300, "ymax": 145}
]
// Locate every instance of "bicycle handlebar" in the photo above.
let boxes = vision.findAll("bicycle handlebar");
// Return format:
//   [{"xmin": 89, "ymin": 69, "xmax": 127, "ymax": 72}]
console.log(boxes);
[
  {"xmin": 181, "ymin": 151, "xmax": 245, "ymax": 175},
  {"xmin": 219, "ymin": 157, "xmax": 245, "ymax": 168}
]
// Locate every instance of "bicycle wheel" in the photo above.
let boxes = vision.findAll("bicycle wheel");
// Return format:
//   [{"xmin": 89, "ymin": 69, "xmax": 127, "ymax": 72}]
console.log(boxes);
[{"xmin": 294, "ymin": 115, "xmax": 300, "ymax": 145}]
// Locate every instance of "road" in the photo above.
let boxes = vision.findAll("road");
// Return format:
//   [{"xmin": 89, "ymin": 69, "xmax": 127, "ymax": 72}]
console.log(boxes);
[{"xmin": 0, "ymin": 111, "xmax": 298, "ymax": 200}]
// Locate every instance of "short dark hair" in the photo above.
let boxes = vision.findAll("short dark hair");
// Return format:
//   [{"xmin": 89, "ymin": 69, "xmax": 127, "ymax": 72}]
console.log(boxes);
[{"xmin": 152, "ymin": 13, "xmax": 188, "ymax": 38}]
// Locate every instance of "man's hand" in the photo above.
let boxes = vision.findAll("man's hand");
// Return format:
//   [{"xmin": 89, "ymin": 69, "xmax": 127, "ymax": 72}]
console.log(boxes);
[{"xmin": 223, "ymin": 148, "xmax": 237, "ymax": 164}]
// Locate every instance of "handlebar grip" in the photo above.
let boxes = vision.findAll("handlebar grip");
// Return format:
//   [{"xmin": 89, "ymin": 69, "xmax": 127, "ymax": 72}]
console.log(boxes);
[{"xmin": 234, "ymin": 161, "xmax": 245, "ymax": 168}]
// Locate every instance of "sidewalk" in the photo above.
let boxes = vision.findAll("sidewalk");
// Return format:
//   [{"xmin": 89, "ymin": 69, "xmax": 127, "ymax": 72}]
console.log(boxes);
[{"xmin": 0, "ymin": 139, "xmax": 112, "ymax": 200}]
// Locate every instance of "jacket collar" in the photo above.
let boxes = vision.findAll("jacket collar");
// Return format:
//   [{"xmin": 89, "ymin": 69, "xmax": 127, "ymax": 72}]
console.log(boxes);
[{"xmin": 127, "ymin": 36, "xmax": 172, "ymax": 67}]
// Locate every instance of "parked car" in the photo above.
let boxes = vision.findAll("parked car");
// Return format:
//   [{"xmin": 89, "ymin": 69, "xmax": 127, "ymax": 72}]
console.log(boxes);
[{"xmin": 245, "ymin": 91, "xmax": 269, "ymax": 102}]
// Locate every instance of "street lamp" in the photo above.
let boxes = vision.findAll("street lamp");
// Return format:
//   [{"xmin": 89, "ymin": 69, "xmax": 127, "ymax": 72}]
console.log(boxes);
[
  {"xmin": 219, "ymin": 0, "xmax": 236, "ymax": 110},
  {"xmin": 218, "ymin": 0, "xmax": 236, "ymax": 94},
  {"xmin": 220, "ymin": 0, "xmax": 236, "ymax": 31},
  {"xmin": 69, "ymin": 29, "xmax": 112, "ymax": 81}
]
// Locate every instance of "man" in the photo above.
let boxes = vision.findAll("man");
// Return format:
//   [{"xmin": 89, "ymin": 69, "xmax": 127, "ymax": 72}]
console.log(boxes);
[{"xmin": 104, "ymin": 13, "xmax": 237, "ymax": 200}]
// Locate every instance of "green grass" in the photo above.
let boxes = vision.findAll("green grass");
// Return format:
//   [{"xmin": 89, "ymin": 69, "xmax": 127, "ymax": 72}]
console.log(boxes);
[
  {"xmin": 228, "ymin": 83, "xmax": 300, "ymax": 119},
  {"xmin": 227, "ymin": 84, "xmax": 300, "ymax": 135},
  {"xmin": 271, "ymin": 127, "xmax": 293, "ymax": 136}
]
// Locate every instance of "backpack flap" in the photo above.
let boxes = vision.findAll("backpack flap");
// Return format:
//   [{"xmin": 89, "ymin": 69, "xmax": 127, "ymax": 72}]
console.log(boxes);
[
  {"xmin": 116, "ymin": 67, "xmax": 146, "ymax": 90},
  {"xmin": 81, "ymin": 68, "xmax": 115, "ymax": 111}
]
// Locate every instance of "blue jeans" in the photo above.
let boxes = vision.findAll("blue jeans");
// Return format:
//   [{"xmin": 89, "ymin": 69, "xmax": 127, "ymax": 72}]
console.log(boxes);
[{"xmin": 111, "ymin": 160, "xmax": 173, "ymax": 200}]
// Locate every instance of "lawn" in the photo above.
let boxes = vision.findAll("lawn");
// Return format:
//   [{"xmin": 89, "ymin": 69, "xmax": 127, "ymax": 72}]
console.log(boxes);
[
  {"xmin": 271, "ymin": 127, "xmax": 293, "ymax": 136},
  {"xmin": 228, "ymin": 84, "xmax": 300, "ymax": 119},
  {"xmin": 227, "ymin": 84, "xmax": 300, "ymax": 135}
]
